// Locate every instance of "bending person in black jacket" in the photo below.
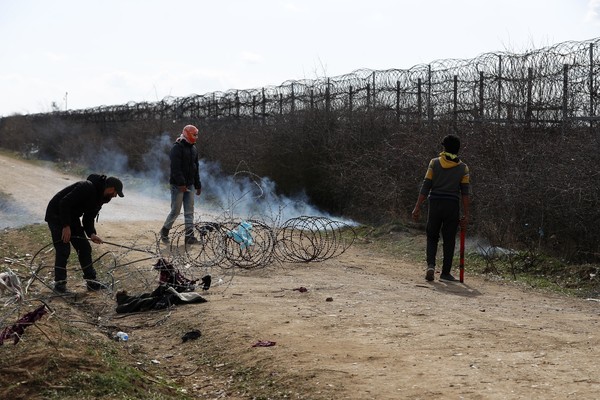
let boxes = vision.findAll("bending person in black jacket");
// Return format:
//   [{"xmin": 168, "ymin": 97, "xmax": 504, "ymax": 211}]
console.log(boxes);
[
  {"xmin": 44, "ymin": 174, "xmax": 124, "ymax": 293},
  {"xmin": 159, "ymin": 125, "xmax": 202, "ymax": 245}
]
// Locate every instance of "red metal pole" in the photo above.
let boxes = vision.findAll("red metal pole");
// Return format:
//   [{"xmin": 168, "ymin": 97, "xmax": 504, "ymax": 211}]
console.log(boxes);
[{"xmin": 459, "ymin": 227, "xmax": 465, "ymax": 283}]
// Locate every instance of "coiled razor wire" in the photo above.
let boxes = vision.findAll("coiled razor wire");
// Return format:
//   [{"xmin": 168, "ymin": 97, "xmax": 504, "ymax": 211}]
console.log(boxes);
[
  {"xmin": 0, "ymin": 215, "xmax": 356, "ymax": 344},
  {"xmin": 274, "ymin": 216, "xmax": 355, "ymax": 263},
  {"xmin": 2, "ymin": 215, "xmax": 355, "ymax": 305},
  {"xmin": 163, "ymin": 216, "xmax": 354, "ymax": 270}
]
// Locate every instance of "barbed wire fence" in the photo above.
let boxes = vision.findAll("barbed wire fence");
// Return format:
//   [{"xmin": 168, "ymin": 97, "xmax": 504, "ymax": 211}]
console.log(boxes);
[{"xmin": 19, "ymin": 38, "xmax": 597, "ymax": 130}]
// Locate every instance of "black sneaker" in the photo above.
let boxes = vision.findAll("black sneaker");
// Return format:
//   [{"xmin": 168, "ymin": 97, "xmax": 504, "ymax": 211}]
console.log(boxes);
[
  {"xmin": 87, "ymin": 280, "xmax": 109, "ymax": 291},
  {"xmin": 425, "ymin": 267, "xmax": 435, "ymax": 282},
  {"xmin": 439, "ymin": 273, "xmax": 457, "ymax": 282},
  {"xmin": 201, "ymin": 275, "xmax": 212, "ymax": 290},
  {"xmin": 185, "ymin": 236, "xmax": 199, "ymax": 245}
]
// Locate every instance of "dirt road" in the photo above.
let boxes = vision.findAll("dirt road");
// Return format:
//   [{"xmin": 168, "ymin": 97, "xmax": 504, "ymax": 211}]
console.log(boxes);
[{"xmin": 1, "ymin": 152, "xmax": 600, "ymax": 399}]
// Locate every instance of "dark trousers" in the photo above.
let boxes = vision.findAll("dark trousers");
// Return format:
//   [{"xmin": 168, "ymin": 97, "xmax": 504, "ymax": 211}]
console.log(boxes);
[
  {"xmin": 426, "ymin": 199, "xmax": 460, "ymax": 274},
  {"xmin": 48, "ymin": 222, "xmax": 96, "ymax": 283}
]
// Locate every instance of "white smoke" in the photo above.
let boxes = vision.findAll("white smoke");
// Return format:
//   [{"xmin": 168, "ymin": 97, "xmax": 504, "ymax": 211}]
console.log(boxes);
[
  {"xmin": 54, "ymin": 133, "xmax": 355, "ymax": 226},
  {"xmin": 198, "ymin": 159, "xmax": 345, "ymax": 224}
]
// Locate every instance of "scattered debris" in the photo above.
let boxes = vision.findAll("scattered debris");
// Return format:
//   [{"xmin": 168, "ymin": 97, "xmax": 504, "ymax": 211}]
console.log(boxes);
[
  {"xmin": 252, "ymin": 340, "xmax": 276, "ymax": 347},
  {"xmin": 154, "ymin": 258, "xmax": 198, "ymax": 292},
  {"xmin": 0, "ymin": 268, "xmax": 24, "ymax": 305},
  {"xmin": 0, "ymin": 304, "xmax": 48, "ymax": 345},
  {"xmin": 226, "ymin": 220, "xmax": 254, "ymax": 249},
  {"xmin": 182, "ymin": 330, "xmax": 202, "ymax": 342}
]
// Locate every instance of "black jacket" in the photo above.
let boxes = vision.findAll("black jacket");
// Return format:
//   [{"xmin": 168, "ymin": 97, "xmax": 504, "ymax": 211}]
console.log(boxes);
[
  {"xmin": 169, "ymin": 140, "xmax": 201, "ymax": 189},
  {"xmin": 44, "ymin": 174, "xmax": 107, "ymax": 237}
]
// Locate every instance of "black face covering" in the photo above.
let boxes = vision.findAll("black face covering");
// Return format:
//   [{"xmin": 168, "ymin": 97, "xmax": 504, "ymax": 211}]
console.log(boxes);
[{"xmin": 102, "ymin": 195, "xmax": 113, "ymax": 204}]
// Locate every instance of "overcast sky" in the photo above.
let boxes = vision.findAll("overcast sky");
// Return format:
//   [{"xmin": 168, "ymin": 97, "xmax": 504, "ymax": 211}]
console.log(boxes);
[{"xmin": 1, "ymin": 0, "xmax": 599, "ymax": 117}]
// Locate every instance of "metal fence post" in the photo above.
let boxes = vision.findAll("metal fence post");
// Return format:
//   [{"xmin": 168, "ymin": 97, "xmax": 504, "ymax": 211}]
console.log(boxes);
[
  {"xmin": 417, "ymin": 78, "xmax": 422, "ymax": 125},
  {"xmin": 498, "ymin": 55, "xmax": 503, "ymax": 121},
  {"xmin": 590, "ymin": 43, "xmax": 595, "ymax": 129},
  {"xmin": 262, "ymin": 88, "xmax": 266, "ymax": 124},
  {"xmin": 453, "ymin": 75, "xmax": 458, "ymax": 128},
  {"xmin": 396, "ymin": 80, "xmax": 400, "ymax": 123},
  {"xmin": 479, "ymin": 71, "xmax": 484, "ymax": 119},
  {"xmin": 326, "ymin": 78, "xmax": 331, "ymax": 114},
  {"xmin": 563, "ymin": 64, "xmax": 569, "ymax": 135},
  {"xmin": 427, "ymin": 65, "xmax": 433, "ymax": 125},
  {"xmin": 526, "ymin": 67, "xmax": 533, "ymax": 128}
]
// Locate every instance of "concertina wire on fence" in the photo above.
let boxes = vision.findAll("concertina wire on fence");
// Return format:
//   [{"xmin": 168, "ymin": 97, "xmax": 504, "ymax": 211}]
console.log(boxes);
[{"xmin": 36, "ymin": 37, "xmax": 600, "ymax": 127}]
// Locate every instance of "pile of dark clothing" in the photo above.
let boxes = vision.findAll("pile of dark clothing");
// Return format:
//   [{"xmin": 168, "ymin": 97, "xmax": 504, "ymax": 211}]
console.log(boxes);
[
  {"xmin": 115, "ymin": 285, "xmax": 207, "ymax": 313},
  {"xmin": 115, "ymin": 258, "xmax": 211, "ymax": 313},
  {"xmin": 154, "ymin": 258, "xmax": 211, "ymax": 292},
  {"xmin": 154, "ymin": 258, "xmax": 197, "ymax": 292}
]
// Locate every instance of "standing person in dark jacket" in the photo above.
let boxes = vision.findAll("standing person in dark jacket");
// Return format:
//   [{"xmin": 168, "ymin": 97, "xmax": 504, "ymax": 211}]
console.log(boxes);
[
  {"xmin": 159, "ymin": 125, "xmax": 202, "ymax": 245},
  {"xmin": 45, "ymin": 174, "xmax": 124, "ymax": 293},
  {"xmin": 412, "ymin": 134, "xmax": 470, "ymax": 282}
]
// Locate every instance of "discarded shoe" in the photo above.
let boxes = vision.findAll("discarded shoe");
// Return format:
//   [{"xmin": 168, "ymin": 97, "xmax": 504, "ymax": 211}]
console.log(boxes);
[
  {"xmin": 87, "ymin": 280, "xmax": 109, "ymax": 291},
  {"xmin": 439, "ymin": 273, "xmax": 457, "ymax": 282},
  {"xmin": 425, "ymin": 267, "xmax": 435, "ymax": 282},
  {"xmin": 201, "ymin": 275, "xmax": 211, "ymax": 290}
]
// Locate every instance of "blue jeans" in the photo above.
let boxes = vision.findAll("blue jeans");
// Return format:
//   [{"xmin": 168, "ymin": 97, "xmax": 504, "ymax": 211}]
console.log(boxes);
[{"xmin": 162, "ymin": 185, "xmax": 195, "ymax": 235}]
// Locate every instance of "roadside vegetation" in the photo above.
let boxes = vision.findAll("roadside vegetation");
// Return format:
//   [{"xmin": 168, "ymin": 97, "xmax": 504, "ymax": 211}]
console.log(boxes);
[{"xmin": 358, "ymin": 222, "xmax": 600, "ymax": 299}]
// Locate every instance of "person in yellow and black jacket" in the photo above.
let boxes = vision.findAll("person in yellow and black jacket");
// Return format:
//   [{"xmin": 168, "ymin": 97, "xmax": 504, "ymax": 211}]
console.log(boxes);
[{"xmin": 412, "ymin": 134, "xmax": 470, "ymax": 282}]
